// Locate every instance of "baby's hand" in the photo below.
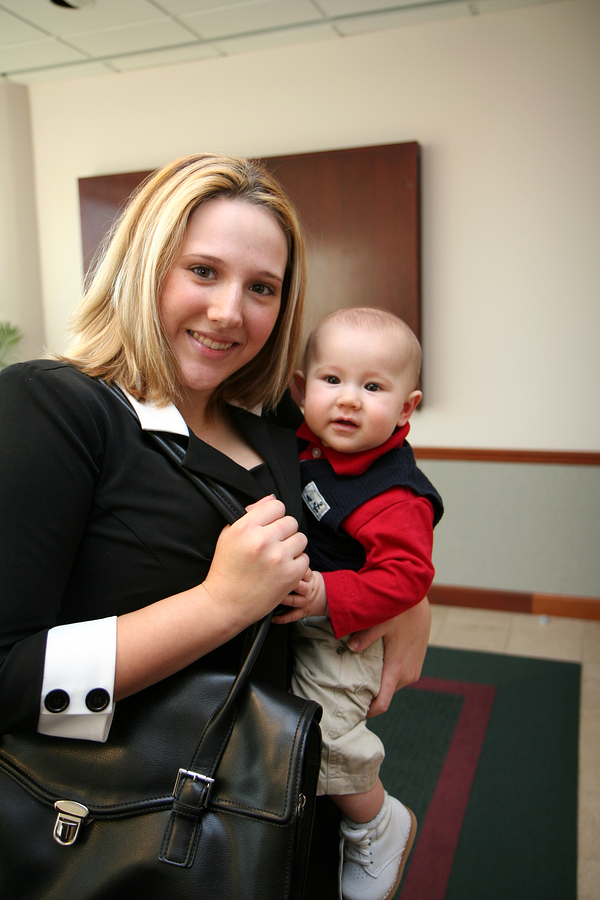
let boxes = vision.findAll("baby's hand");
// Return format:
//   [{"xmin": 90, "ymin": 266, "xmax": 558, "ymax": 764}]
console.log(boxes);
[{"xmin": 272, "ymin": 570, "xmax": 328, "ymax": 624}]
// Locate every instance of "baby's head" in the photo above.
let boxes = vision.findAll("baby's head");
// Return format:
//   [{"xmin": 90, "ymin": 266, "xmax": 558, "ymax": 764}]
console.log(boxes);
[{"xmin": 295, "ymin": 307, "xmax": 423, "ymax": 455}]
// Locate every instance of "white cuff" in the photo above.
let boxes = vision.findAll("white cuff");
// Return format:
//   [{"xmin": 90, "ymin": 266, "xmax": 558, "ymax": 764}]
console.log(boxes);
[{"xmin": 38, "ymin": 617, "xmax": 117, "ymax": 743}]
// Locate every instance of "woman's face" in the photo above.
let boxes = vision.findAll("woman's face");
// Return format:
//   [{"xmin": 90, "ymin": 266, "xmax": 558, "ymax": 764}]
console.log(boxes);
[{"xmin": 160, "ymin": 196, "xmax": 288, "ymax": 405}]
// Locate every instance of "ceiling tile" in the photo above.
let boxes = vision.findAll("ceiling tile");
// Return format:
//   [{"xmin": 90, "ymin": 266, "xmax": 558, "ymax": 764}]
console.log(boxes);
[
  {"xmin": 110, "ymin": 42, "xmax": 220, "ymax": 72},
  {"xmin": 318, "ymin": 0, "xmax": 431, "ymax": 13},
  {"xmin": 0, "ymin": 0, "xmax": 568, "ymax": 84},
  {"xmin": 155, "ymin": 0, "xmax": 244, "ymax": 13},
  {"xmin": 0, "ymin": 38, "xmax": 86, "ymax": 72},
  {"xmin": 473, "ymin": 0, "xmax": 562, "ymax": 11},
  {"xmin": 0, "ymin": 7, "xmax": 47, "ymax": 45},
  {"xmin": 335, "ymin": 2, "xmax": 471, "ymax": 34},
  {"xmin": 180, "ymin": 0, "xmax": 321, "ymax": 40},
  {"xmin": 0, "ymin": 0, "xmax": 163, "ymax": 34},
  {"xmin": 213, "ymin": 22, "xmax": 338, "ymax": 55},
  {"xmin": 62, "ymin": 19, "xmax": 197, "ymax": 57}
]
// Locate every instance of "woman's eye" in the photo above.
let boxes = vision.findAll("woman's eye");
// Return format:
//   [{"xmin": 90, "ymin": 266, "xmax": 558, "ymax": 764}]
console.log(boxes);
[
  {"xmin": 249, "ymin": 283, "xmax": 274, "ymax": 296},
  {"xmin": 191, "ymin": 265, "xmax": 214, "ymax": 279}
]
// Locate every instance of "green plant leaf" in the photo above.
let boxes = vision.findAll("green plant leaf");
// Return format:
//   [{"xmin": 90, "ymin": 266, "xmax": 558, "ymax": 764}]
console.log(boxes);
[{"xmin": 0, "ymin": 321, "xmax": 23, "ymax": 370}]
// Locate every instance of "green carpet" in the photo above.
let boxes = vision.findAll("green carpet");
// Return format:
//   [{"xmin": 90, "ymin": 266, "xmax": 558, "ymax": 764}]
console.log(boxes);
[{"xmin": 369, "ymin": 646, "xmax": 581, "ymax": 900}]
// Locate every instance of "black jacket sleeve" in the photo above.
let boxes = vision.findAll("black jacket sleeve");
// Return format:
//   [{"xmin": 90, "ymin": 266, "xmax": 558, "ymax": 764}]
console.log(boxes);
[{"xmin": 0, "ymin": 361, "xmax": 106, "ymax": 731}]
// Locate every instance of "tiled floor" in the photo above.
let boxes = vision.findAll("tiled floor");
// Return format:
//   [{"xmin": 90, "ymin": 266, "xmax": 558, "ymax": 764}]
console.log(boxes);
[{"xmin": 428, "ymin": 604, "xmax": 600, "ymax": 900}]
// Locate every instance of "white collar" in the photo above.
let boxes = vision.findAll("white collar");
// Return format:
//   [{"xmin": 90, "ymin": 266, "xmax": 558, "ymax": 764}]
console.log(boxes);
[{"xmin": 120, "ymin": 388, "xmax": 189, "ymax": 436}]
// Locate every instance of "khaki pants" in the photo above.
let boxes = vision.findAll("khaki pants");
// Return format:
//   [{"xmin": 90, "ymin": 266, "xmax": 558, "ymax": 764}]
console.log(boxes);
[{"xmin": 291, "ymin": 617, "xmax": 385, "ymax": 796}]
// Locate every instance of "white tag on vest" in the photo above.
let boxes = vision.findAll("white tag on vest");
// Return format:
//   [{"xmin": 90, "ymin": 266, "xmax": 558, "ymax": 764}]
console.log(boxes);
[{"xmin": 302, "ymin": 481, "xmax": 331, "ymax": 521}]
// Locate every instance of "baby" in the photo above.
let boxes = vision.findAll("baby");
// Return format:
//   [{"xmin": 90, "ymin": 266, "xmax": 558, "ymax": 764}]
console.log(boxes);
[{"xmin": 281, "ymin": 307, "xmax": 443, "ymax": 900}]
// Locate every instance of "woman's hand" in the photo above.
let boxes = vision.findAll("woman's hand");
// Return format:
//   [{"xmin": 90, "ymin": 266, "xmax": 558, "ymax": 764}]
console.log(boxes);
[
  {"xmin": 116, "ymin": 495, "xmax": 308, "ymax": 700},
  {"xmin": 347, "ymin": 596, "xmax": 431, "ymax": 718},
  {"xmin": 202, "ymin": 495, "xmax": 309, "ymax": 624}
]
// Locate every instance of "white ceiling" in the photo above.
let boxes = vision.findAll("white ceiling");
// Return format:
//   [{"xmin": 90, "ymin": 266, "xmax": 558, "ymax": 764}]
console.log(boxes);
[{"xmin": 0, "ymin": 0, "xmax": 566, "ymax": 85}]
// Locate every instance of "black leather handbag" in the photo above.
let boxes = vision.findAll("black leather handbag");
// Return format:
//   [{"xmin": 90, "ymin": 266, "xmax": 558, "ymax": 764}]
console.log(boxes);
[{"xmin": 0, "ymin": 396, "xmax": 322, "ymax": 900}]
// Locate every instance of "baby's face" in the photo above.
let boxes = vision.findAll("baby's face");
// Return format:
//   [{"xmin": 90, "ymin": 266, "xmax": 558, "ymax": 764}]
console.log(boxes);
[{"xmin": 300, "ymin": 323, "xmax": 419, "ymax": 454}]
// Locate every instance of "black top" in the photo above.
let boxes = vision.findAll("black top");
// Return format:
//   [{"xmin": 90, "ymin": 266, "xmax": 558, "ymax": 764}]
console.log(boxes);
[{"xmin": 0, "ymin": 361, "xmax": 303, "ymax": 733}]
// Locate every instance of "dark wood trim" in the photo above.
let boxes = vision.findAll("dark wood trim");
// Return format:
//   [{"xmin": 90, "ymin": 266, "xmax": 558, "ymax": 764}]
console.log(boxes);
[
  {"xmin": 429, "ymin": 584, "xmax": 532, "ymax": 613},
  {"xmin": 531, "ymin": 593, "xmax": 600, "ymax": 621},
  {"xmin": 429, "ymin": 583, "xmax": 600, "ymax": 620},
  {"xmin": 413, "ymin": 447, "xmax": 600, "ymax": 466}
]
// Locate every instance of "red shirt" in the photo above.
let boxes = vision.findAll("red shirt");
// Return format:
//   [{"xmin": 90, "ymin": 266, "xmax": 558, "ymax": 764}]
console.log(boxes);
[{"xmin": 298, "ymin": 422, "xmax": 435, "ymax": 638}]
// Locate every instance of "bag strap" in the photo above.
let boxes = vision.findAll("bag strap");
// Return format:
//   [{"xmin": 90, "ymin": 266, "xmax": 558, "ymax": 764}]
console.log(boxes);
[
  {"xmin": 103, "ymin": 382, "xmax": 284, "ymax": 864},
  {"xmin": 102, "ymin": 382, "xmax": 275, "ymax": 798}
]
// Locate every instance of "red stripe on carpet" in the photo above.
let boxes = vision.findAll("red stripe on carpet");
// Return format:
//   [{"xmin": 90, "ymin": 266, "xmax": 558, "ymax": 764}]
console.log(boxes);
[{"xmin": 398, "ymin": 678, "xmax": 496, "ymax": 900}]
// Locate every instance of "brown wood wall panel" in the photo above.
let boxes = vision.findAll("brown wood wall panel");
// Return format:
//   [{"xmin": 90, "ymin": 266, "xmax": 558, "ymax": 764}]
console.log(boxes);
[
  {"xmin": 78, "ymin": 143, "xmax": 421, "ymax": 341},
  {"xmin": 262, "ymin": 143, "xmax": 421, "ymax": 339},
  {"xmin": 79, "ymin": 170, "xmax": 152, "ymax": 273}
]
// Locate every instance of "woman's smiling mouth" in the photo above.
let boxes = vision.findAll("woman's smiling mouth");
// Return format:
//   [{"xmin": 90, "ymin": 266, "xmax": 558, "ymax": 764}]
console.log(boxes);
[{"xmin": 189, "ymin": 330, "xmax": 235, "ymax": 351}]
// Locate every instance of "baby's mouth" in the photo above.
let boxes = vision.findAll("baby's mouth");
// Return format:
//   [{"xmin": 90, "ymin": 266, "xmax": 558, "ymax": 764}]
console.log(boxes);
[{"xmin": 189, "ymin": 331, "xmax": 234, "ymax": 351}]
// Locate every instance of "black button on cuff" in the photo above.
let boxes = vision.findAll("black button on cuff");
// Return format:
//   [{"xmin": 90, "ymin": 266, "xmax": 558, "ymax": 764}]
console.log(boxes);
[
  {"xmin": 85, "ymin": 688, "xmax": 110, "ymax": 712},
  {"xmin": 44, "ymin": 689, "xmax": 70, "ymax": 713}
]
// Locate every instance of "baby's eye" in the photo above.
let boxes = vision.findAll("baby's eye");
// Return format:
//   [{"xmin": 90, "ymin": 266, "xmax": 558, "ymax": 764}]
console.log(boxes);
[
  {"xmin": 365, "ymin": 383, "xmax": 382, "ymax": 392},
  {"xmin": 191, "ymin": 265, "xmax": 215, "ymax": 279},
  {"xmin": 325, "ymin": 376, "xmax": 341, "ymax": 385}
]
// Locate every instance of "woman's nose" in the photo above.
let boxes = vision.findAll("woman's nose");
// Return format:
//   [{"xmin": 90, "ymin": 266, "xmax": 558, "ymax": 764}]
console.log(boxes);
[{"xmin": 207, "ymin": 283, "xmax": 244, "ymax": 326}]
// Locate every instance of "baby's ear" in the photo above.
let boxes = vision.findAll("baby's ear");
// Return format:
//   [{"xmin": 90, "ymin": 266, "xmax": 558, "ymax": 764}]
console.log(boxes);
[
  {"xmin": 398, "ymin": 390, "xmax": 422, "ymax": 426},
  {"xmin": 293, "ymin": 370, "xmax": 307, "ymax": 405}
]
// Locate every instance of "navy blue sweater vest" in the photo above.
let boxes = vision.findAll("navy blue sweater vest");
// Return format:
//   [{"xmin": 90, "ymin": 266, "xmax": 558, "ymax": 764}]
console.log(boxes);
[{"xmin": 300, "ymin": 442, "xmax": 443, "ymax": 573}]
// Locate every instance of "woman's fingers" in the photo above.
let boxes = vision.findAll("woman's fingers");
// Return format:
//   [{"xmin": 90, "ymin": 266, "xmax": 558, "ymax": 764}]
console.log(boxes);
[
  {"xmin": 202, "ymin": 495, "xmax": 308, "ymax": 620},
  {"xmin": 243, "ymin": 495, "xmax": 307, "ymax": 550}
]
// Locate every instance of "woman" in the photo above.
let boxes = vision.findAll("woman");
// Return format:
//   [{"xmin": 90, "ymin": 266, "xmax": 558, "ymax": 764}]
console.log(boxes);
[{"xmin": 0, "ymin": 153, "xmax": 430, "ymax": 892}]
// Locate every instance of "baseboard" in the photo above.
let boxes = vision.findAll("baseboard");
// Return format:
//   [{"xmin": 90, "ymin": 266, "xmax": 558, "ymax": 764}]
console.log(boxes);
[
  {"xmin": 413, "ymin": 447, "xmax": 600, "ymax": 465},
  {"xmin": 429, "ymin": 583, "xmax": 600, "ymax": 621}
]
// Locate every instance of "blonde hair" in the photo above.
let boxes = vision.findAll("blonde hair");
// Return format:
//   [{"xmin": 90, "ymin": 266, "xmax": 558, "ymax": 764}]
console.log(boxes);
[
  {"xmin": 60, "ymin": 154, "xmax": 307, "ymax": 412},
  {"xmin": 304, "ymin": 307, "xmax": 422, "ymax": 390}
]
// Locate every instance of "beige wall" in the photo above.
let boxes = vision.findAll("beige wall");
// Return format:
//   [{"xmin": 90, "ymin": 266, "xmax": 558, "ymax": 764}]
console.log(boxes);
[
  {"xmin": 22, "ymin": 0, "xmax": 600, "ymax": 451},
  {"xmin": 420, "ymin": 457, "xmax": 600, "ymax": 598},
  {"xmin": 0, "ymin": 82, "xmax": 45, "ymax": 362}
]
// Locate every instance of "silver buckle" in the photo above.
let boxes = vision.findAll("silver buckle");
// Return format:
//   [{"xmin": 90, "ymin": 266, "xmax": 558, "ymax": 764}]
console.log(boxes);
[
  {"xmin": 173, "ymin": 768, "xmax": 215, "ymax": 808},
  {"xmin": 53, "ymin": 800, "xmax": 89, "ymax": 846}
]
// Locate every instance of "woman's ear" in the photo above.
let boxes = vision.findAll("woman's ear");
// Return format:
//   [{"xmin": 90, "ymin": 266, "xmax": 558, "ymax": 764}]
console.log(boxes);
[
  {"xmin": 397, "ymin": 390, "xmax": 422, "ymax": 426},
  {"xmin": 293, "ymin": 370, "xmax": 307, "ymax": 407}
]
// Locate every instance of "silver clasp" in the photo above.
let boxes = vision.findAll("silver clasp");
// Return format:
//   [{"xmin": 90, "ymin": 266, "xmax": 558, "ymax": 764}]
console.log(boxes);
[
  {"xmin": 53, "ymin": 800, "xmax": 89, "ymax": 846},
  {"xmin": 173, "ymin": 768, "xmax": 215, "ymax": 808}
]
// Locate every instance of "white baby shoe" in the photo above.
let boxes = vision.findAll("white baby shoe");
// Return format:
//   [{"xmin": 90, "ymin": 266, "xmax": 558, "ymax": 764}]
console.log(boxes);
[{"xmin": 339, "ymin": 793, "xmax": 417, "ymax": 900}]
